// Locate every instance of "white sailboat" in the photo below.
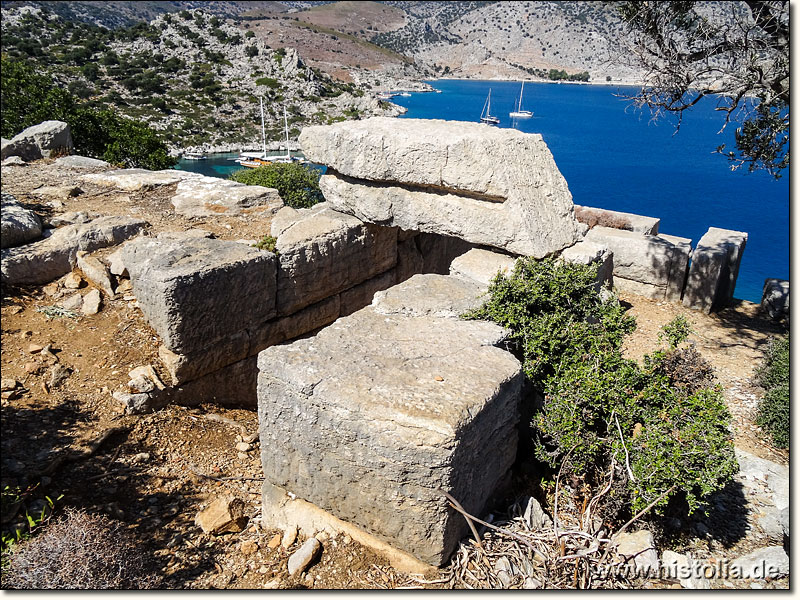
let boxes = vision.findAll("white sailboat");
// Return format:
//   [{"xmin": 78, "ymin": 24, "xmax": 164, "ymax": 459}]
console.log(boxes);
[
  {"xmin": 236, "ymin": 99, "xmax": 303, "ymax": 168},
  {"xmin": 480, "ymin": 89, "xmax": 500, "ymax": 125},
  {"xmin": 509, "ymin": 81, "xmax": 533, "ymax": 118}
]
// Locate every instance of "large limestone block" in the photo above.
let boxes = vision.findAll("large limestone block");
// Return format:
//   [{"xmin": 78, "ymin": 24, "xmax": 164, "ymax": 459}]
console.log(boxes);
[
  {"xmin": 574, "ymin": 205, "xmax": 660, "ymax": 235},
  {"xmin": 257, "ymin": 307, "xmax": 522, "ymax": 565},
  {"xmin": 80, "ymin": 168, "xmax": 201, "ymax": 191},
  {"xmin": 415, "ymin": 232, "xmax": 474, "ymax": 275},
  {"xmin": 449, "ymin": 248, "xmax": 517, "ymax": 289},
  {"xmin": 339, "ymin": 269, "xmax": 396, "ymax": 317},
  {"xmin": 122, "ymin": 236, "xmax": 277, "ymax": 353},
  {"xmin": 559, "ymin": 240, "xmax": 614, "ymax": 290},
  {"xmin": 170, "ymin": 355, "xmax": 259, "ymax": 408},
  {"xmin": 249, "ymin": 295, "xmax": 341, "ymax": 355},
  {"xmin": 1, "ymin": 216, "xmax": 147, "ymax": 285},
  {"xmin": 584, "ymin": 227, "xmax": 691, "ymax": 301},
  {"xmin": 53, "ymin": 155, "xmax": 110, "ymax": 169},
  {"xmin": 170, "ymin": 175, "xmax": 283, "ymax": 217},
  {"xmin": 158, "ymin": 330, "xmax": 251, "ymax": 386},
  {"xmin": 683, "ymin": 227, "xmax": 748, "ymax": 313},
  {"xmin": 302, "ymin": 118, "xmax": 581, "ymax": 257},
  {"xmin": 395, "ymin": 237, "xmax": 424, "ymax": 284},
  {"xmin": 271, "ymin": 204, "xmax": 397, "ymax": 316},
  {"xmin": 1, "ymin": 120, "xmax": 73, "ymax": 160},
  {"xmin": 372, "ymin": 274, "xmax": 486, "ymax": 319},
  {"xmin": 1, "ymin": 193, "xmax": 42, "ymax": 249},
  {"xmin": 761, "ymin": 278, "xmax": 789, "ymax": 321}
]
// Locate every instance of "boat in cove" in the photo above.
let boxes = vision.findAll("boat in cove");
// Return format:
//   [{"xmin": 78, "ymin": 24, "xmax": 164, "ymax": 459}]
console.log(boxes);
[
  {"xmin": 182, "ymin": 151, "xmax": 207, "ymax": 160},
  {"xmin": 509, "ymin": 81, "xmax": 533, "ymax": 118},
  {"xmin": 235, "ymin": 99, "xmax": 304, "ymax": 168},
  {"xmin": 479, "ymin": 89, "xmax": 500, "ymax": 125}
]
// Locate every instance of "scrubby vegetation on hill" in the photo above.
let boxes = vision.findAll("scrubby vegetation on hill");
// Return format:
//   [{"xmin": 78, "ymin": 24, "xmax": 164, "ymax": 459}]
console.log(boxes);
[
  {"xmin": 229, "ymin": 162, "xmax": 324, "ymax": 209},
  {"xmin": 466, "ymin": 258, "xmax": 738, "ymax": 521},
  {"xmin": 755, "ymin": 336, "xmax": 789, "ymax": 449}
]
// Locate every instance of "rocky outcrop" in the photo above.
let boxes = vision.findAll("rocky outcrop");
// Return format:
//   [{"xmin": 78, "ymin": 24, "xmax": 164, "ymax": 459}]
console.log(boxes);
[
  {"xmin": 301, "ymin": 118, "xmax": 581, "ymax": 257},
  {"xmin": 257, "ymin": 296, "xmax": 522, "ymax": 566},
  {"xmin": 683, "ymin": 227, "xmax": 748, "ymax": 313},
  {"xmin": 1, "ymin": 193, "xmax": 42, "ymax": 249},
  {"xmin": 761, "ymin": 278, "xmax": 789, "ymax": 321},
  {"xmin": 1, "ymin": 216, "xmax": 147, "ymax": 285},
  {"xmin": 574, "ymin": 205, "xmax": 660, "ymax": 235},
  {"xmin": 1, "ymin": 121, "xmax": 73, "ymax": 161}
]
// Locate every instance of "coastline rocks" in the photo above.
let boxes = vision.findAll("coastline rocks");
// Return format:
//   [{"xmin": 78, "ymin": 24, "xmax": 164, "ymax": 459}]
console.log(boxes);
[
  {"xmin": 1, "ymin": 193, "xmax": 42, "ymax": 249},
  {"xmin": 301, "ymin": 118, "xmax": 581, "ymax": 257}
]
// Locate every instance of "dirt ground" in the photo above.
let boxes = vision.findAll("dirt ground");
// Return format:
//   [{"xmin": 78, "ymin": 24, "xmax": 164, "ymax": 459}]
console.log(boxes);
[{"xmin": 0, "ymin": 160, "xmax": 789, "ymax": 589}]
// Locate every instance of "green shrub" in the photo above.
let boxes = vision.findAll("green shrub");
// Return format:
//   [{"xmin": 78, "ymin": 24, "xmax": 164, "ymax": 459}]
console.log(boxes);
[
  {"xmin": 755, "ymin": 336, "xmax": 789, "ymax": 448},
  {"xmin": 252, "ymin": 234, "xmax": 277, "ymax": 253},
  {"xmin": 230, "ymin": 162, "xmax": 323, "ymax": 209},
  {"xmin": 466, "ymin": 259, "xmax": 738, "ymax": 517},
  {"xmin": 254, "ymin": 76, "xmax": 281, "ymax": 89}
]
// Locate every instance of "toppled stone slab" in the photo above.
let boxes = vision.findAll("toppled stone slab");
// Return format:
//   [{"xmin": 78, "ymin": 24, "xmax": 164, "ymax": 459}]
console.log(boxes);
[
  {"xmin": 683, "ymin": 227, "xmax": 747, "ymax": 313},
  {"xmin": 122, "ymin": 236, "xmax": 277, "ymax": 354},
  {"xmin": 271, "ymin": 204, "xmax": 397, "ymax": 316},
  {"xmin": 287, "ymin": 537, "xmax": 322, "ymax": 576},
  {"xmin": 1, "ymin": 120, "xmax": 73, "ymax": 161},
  {"xmin": 584, "ymin": 226, "xmax": 691, "ymax": 301},
  {"xmin": 574, "ymin": 205, "xmax": 660, "ymax": 235},
  {"xmin": 80, "ymin": 168, "xmax": 200, "ymax": 191},
  {"xmin": 301, "ymin": 118, "xmax": 581, "ymax": 257},
  {"xmin": 1, "ymin": 193, "xmax": 42, "ymax": 249},
  {"xmin": 1, "ymin": 216, "xmax": 147, "ymax": 285},
  {"xmin": 53, "ymin": 155, "xmax": 110, "ymax": 169},
  {"xmin": 170, "ymin": 175, "xmax": 283, "ymax": 218},
  {"xmin": 258, "ymin": 306, "xmax": 521, "ymax": 565},
  {"xmin": 81, "ymin": 288, "xmax": 102, "ymax": 315},
  {"xmin": 559, "ymin": 240, "xmax": 614, "ymax": 290},
  {"xmin": 76, "ymin": 251, "xmax": 115, "ymax": 296},
  {"xmin": 449, "ymin": 248, "xmax": 517, "ymax": 288},
  {"xmin": 761, "ymin": 278, "xmax": 789, "ymax": 321},
  {"xmin": 372, "ymin": 274, "xmax": 485, "ymax": 318}
]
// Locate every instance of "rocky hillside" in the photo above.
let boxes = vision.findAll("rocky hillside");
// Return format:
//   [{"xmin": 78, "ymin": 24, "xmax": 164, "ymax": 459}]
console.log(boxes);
[{"xmin": 0, "ymin": 4, "xmax": 410, "ymax": 153}]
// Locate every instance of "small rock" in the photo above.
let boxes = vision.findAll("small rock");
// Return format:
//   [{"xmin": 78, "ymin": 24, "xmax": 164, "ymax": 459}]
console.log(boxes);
[
  {"xmin": 661, "ymin": 550, "xmax": 711, "ymax": 589},
  {"xmin": 615, "ymin": 530, "xmax": 659, "ymax": 577},
  {"xmin": 342, "ymin": 535, "xmax": 352, "ymax": 545},
  {"xmin": 63, "ymin": 272, "xmax": 83, "ymax": 289},
  {"xmin": 48, "ymin": 364, "xmax": 71, "ymax": 389},
  {"xmin": 59, "ymin": 292, "xmax": 83, "ymax": 311},
  {"xmin": 522, "ymin": 577, "xmax": 541, "ymax": 589},
  {"xmin": 243, "ymin": 432, "xmax": 259, "ymax": 444},
  {"xmin": 281, "ymin": 524, "xmax": 298, "ymax": 548},
  {"xmin": 523, "ymin": 496, "xmax": 552, "ymax": 530},
  {"xmin": 235, "ymin": 442, "xmax": 251, "ymax": 452},
  {"xmin": 76, "ymin": 251, "xmax": 115, "ymax": 297},
  {"xmin": 112, "ymin": 390, "xmax": 167, "ymax": 415},
  {"xmin": 267, "ymin": 533, "xmax": 282, "ymax": 549},
  {"xmin": 240, "ymin": 540, "xmax": 259, "ymax": 556},
  {"xmin": 42, "ymin": 282, "xmax": 60, "ymax": 297},
  {"xmin": 2, "ymin": 156, "xmax": 25, "ymax": 166},
  {"xmin": 131, "ymin": 452, "xmax": 150, "ymax": 463},
  {"xmin": 194, "ymin": 496, "xmax": 248, "ymax": 535},
  {"xmin": 128, "ymin": 374, "xmax": 155, "ymax": 393},
  {"xmin": 495, "ymin": 556, "xmax": 515, "ymax": 587},
  {"xmin": 287, "ymin": 537, "xmax": 321, "ymax": 576},
  {"xmin": 27, "ymin": 343, "xmax": 43, "ymax": 354},
  {"xmin": 24, "ymin": 362, "xmax": 39, "ymax": 374},
  {"xmin": 315, "ymin": 531, "xmax": 329, "ymax": 543},
  {"xmin": 237, "ymin": 452, "xmax": 249, "ymax": 460},
  {"xmin": 0, "ymin": 378, "xmax": 18, "ymax": 392},
  {"xmin": 115, "ymin": 279, "xmax": 133, "ymax": 293},
  {"xmin": 81, "ymin": 289, "xmax": 102, "ymax": 315},
  {"xmin": 731, "ymin": 546, "xmax": 789, "ymax": 579},
  {"xmin": 128, "ymin": 365, "xmax": 165, "ymax": 390}
]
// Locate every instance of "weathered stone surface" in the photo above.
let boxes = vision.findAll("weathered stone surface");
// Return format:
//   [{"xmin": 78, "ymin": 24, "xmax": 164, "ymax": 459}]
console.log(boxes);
[
  {"xmin": 158, "ymin": 331, "xmax": 250, "ymax": 386},
  {"xmin": 287, "ymin": 538, "xmax": 322, "ymax": 576},
  {"xmin": 170, "ymin": 355, "xmax": 259, "ymax": 408},
  {"xmin": 372, "ymin": 274, "xmax": 485, "ymax": 319},
  {"xmin": 683, "ymin": 227, "xmax": 748, "ymax": 313},
  {"xmin": 195, "ymin": 496, "xmax": 248, "ymax": 535},
  {"xmin": 730, "ymin": 546, "xmax": 789, "ymax": 579},
  {"xmin": 48, "ymin": 211, "xmax": 99, "ymax": 227},
  {"xmin": 559, "ymin": 240, "xmax": 614, "ymax": 290},
  {"xmin": 249, "ymin": 295, "xmax": 341, "ymax": 355},
  {"xmin": 584, "ymin": 227, "xmax": 691, "ymax": 301},
  {"xmin": 59, "ymin": 292, "xmax": 83, "ymax": 311},
  {"xmin": 523, "ymin": 496, "xmax": 552, "ymax": 530},
  {"xmin": 53, "ymin": 155, "xmax": 110, "ymax": 169},
  {"xmin": 1, "ymin": 156, "xmax": 25, "ymax": 166},
  {"xmin": 760, "ymin": 278, "xmax": 789, "ymax": 321},
  {"xmin": 660, "ymin": 551, "xmax": 711, "ymax": 589},
  {"xmin": 302, "ymin": 118, "xmax": 581, "ymax": 257},
  {"xmin": 112, "ymin": 390, "xmax": 169, "ymax": 414},
  {"xmin": 339, "ymin": 269, "xmax": 396, "ymax": 317},
  {"xmin": 257, "ymin": 306, "xmax": 522, "ymax": 565},
  {"xmin": 1, "ymin": 216, "xmax": 147, "ymax": 285},
  {"xmin": 574, "ymin": 205, "xmax": 660, "ymax": 235},
  {"xmin": 33, "ymin": 185, "xmax": 82, "ymax": 199},
  {"xmin": 449, "ymin": 248, "xmax": 517, "ymax": 288},
  {"xmin": 170, "ymin": 175, "xmax": 283, "ymax": 218},
  {"xmin": 614, "ymin": 530, "xmax": 658, "ymax": 576},
  {"xmin": 76, "ymin": 251, "xmax": 115, "ymax": 296},
  {"xmin": 271, "ymin": 204, "xmax": 397, "ymax": 316},
  {"xmin": 121, "ymin": 236, "xmax": 277, "ymax": 353},
  {"xmin": 106, "ymin": 248, "xmax": 128, "ymax": 277},
  {"xmin": 415, "ymin": 232, "xmax": 474, "ymax": 275},
  {"xmin": 81, "ymin": 288, "xmax": 102, "ymax": 315},
  {"xmin": 735, "ymin": 448, "xmax": 789, "ymax": 542},
  {"xmin": 1, "ymin": 193, "xmax": 42, "ymax": 249},
  {"xmin": 80, "ymin": 168, "xmax": 200, "ymax": 191},
  {"xmin": 395, "ymin": 237, "xmax": 424, "ymax": 284},
  {"xmin": 1, "ymin": 121, "xmax": 73, "ymax": 160}
]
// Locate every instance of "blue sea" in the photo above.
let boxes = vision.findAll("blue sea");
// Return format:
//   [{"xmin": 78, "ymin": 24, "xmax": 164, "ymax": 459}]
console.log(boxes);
[{"xmin": 177, "ymin": 79, "xmax": 789, "ymax": 303}]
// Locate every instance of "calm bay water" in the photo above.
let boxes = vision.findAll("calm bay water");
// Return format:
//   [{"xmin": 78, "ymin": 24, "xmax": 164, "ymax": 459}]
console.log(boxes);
[
  {"xmin": 389, "ymin": 79, "xmax": 789, "ymax": 304},
  {"xmin": 177, "ymin": 79, "xmax": 789, "ymax": 303}
]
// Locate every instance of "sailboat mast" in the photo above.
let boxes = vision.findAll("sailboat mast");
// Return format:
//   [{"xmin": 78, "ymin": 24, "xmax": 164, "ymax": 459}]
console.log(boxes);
[
  {"xmin": 283, "ymin": 106, "xmax": 290, "ymax": 160},
  {"xmin": 260, "ymin": 96, "xmax": 266, "ymax": 159}
]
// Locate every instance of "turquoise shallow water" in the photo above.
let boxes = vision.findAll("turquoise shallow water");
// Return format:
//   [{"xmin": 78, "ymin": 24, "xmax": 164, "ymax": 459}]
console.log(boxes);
[{"xmin": 177, "ymin": 80, "xmax": 789, "ymax": 303}]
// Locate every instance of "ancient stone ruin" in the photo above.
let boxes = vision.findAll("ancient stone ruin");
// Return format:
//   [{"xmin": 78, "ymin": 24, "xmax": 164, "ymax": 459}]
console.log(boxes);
[{"xmin": 0, "ymin": 117, "xmax": 766, "ymax": 570}]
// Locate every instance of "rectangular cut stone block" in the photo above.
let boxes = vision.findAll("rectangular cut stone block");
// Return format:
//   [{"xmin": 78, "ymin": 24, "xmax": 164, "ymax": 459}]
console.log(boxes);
[
  {"xmin": 559, "ymin": 240, "xmax": 614, "ymax": 290},
  {"xmin": 271, "ymin": 204, "xmax": 397, "ymax": 316},
  {"xmin": 257, "ymin": 306, "xmax": 522, "ymax": 565},
  {"xmin": 761, "ymin": 278, "xmax": 789, "ymax": 321},
  {"xmin": 249, "ymin": 295, "xmax": 341, "ymax": 354},
  {"xmin": 301, "ymin": 118, "xmax": 581, "ymax": 257},
  {"xmin": 372, "ymin": 273, "xmax": 486, "ymax": 319},
  {"xmin": 584, "ymin": 227, "xmax": 691, "ymax": 301},
  {"xmin": 170, "ymin": 355, "xmax": 259, "ymax": 408},
  {"xmin": 122, "ymin": 236, "xmax": 277, "ymax": 353},
  {"xmin": 158, "ymin": 331, "xmax": 250, "ymax": 386},
  {"xmin": 683, "ymin": 227, "xmax": 748, "ymax": 312},
  {"xmin": 449, "ymin": 248, "xmax": 518, "ymax": 288},
  {"xmin": 339, "ymin": 269, "xmax": 396, "ymax": 317},
  {"xmin": 659, "ymin": 233, "xmax": 692, "ymax": 302},
  {"xmin": 574, "ymin": 205, "xmax": 660, "ymax": 235}
]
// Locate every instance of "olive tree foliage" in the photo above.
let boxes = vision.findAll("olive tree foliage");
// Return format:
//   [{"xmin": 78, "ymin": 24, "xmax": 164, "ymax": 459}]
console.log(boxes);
[{"xmin": 617, "ymin": 1, "xmax": 789, "ymax": 178}]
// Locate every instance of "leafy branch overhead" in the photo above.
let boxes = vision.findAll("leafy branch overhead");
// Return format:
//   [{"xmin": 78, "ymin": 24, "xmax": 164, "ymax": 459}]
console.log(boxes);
[{"xmin": 617, "ymin": 0, "xmax": 788, "ymax": 178}]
